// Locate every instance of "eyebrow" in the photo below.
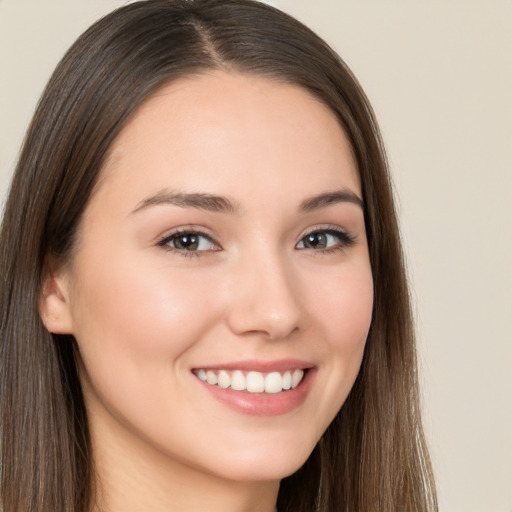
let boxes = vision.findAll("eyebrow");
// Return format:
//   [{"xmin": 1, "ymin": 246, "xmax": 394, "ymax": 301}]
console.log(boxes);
[
  {"xmin": 300, "ymin": 190, "xmax": 364, "ymax": 211},
  {"xmin": 131, "ymin": 188, "xmax": 363, "ymax": 215},
  {"xmin": 131, "ymin": 191, "xmax": 239, "ymax": 215}
]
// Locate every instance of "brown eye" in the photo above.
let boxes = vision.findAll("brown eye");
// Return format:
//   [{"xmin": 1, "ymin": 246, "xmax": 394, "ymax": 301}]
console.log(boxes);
[
  {"xmin": 159, "ymin": 231, "xmax": 217, "ymax": 252},
  {"xmin": 296, "ymin": 229, "xmax": 354, "ymax": 251},
  {"xmin": 302, "ymin": 232, "xmax": 328, "ymax": 249},
  {"xmin": 173, "ymin": 233, "xmax": 200, "ymax": 250}
]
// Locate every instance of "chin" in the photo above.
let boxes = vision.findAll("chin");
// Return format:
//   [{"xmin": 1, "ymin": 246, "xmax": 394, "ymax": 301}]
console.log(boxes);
[{"xmin": 202, "ymin": 438, "xmax": 316, "ymax": 483}]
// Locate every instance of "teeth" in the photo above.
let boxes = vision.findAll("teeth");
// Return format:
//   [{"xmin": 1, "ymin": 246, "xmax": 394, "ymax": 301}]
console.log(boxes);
[
  {"xmin": 282, "ymin": 371, "xmax": 292, "ymax": 390},
  {"xmin": 246, "ymin": 371, "xmax": 265, "ymax": 392},
  {"xmin": 231, "ymin": 370, "xmax": 246, "ymax": 391},
  {"xmin": 206, "ymin": 370, "xmax": 218, "ymax": 385},
  {"xmin": 217, "ymin": 370, "xmax": 231, "ymax": 389},
  {"xmin": 264, "ymin": 372, "xmax": 282, "ymax": 393},
  {"xmin": 291, "ymin": 369, "xmax": 303, "ymax": 388},
  {"xmin": 194, "ymin": 368, "xmax": 305, "ymax": 393}
]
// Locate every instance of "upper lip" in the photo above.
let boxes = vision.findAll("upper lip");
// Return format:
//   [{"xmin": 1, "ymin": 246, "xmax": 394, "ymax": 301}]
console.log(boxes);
[{"xmin": 192, "ymin": 358, "xmax": 314, "ymax": 373}]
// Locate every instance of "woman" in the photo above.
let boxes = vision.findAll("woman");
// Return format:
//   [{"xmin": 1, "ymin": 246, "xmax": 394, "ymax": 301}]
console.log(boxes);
[{"xmin": 0, "ymin": 1, "xmax": 437, "ymax": 511}]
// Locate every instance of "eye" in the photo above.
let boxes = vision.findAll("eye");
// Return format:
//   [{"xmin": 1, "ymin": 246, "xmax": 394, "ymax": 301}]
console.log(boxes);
[
  {"xmin": 296, "ymin": 228, "xmax": 354, "ymax": 251},
  {"xmin": 158, "ymin": 230, "xmax": 219, "ymax": 253}
]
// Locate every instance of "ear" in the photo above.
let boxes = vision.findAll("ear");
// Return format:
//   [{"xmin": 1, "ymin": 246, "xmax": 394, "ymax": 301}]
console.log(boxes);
[{"xmin": 39, "ymin": 258, "xmax": 74, "ymax": 334}]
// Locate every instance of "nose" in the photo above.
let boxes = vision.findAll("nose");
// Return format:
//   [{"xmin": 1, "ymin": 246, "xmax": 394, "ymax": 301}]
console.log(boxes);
[{"xmin": 225, "ymin": 250, "xmax": 303, "ymax": 341}]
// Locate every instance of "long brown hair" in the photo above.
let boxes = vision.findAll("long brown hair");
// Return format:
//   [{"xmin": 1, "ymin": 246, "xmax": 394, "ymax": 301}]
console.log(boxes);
[{"xmin": 0, "ymin": 1, "xmax": 437, "ymax": 511}]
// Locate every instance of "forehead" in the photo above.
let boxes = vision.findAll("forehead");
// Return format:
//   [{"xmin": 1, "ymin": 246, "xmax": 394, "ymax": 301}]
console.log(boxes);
[{"xmin": 97, "ymin": 71, "xmax": 360, "ymax": 209}]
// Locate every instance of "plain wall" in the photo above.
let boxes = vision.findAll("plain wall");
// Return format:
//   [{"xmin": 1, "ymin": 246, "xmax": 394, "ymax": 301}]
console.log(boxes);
[{"xmin": 1, "ymin": 1, "xmax": 511, "ymax": 511}]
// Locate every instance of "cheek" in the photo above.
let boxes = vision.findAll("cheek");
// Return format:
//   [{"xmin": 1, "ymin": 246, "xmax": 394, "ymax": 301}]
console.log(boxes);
[
  {"xmin": 307, "ymin": 261, "xmax": 373, "ymax": 415},
  {"xmin": 69, "ymin": 254, "xmax": 219, "ymax": 387},
  {"xmin": 69, "ymin": 255, "xmax": 226, "ymax": 454},
  {"xmin": 314, "ymin": 261, "xmax": 373, "ymax": 350}
]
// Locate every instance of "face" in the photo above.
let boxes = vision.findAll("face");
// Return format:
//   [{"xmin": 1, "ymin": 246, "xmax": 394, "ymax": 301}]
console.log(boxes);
[{"xmin": 48, "ymin": 72, "xmax": 373, "ymax": 484}]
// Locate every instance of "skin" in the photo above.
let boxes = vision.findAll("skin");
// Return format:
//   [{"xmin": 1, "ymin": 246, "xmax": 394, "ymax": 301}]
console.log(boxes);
[{"xmin": 41, "ymin": 72, "xmax": 374, "ymax": 512}]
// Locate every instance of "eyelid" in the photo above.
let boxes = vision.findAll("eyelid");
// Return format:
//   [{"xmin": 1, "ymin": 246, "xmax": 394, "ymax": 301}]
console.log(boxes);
[
  {"xmin": 156, "ymin": 226, "xmax": 222, "ymax": 254},
  {"xmin": 296, "ymin": 225, "xmax": 356, "ymax": 250},
  {"xmin": 156, "ymin": 224, "xmax": 216, "ymax": 243},
  {"xmin": 155, "ymin": 224, "xmax": 355, "ymax": 257}
]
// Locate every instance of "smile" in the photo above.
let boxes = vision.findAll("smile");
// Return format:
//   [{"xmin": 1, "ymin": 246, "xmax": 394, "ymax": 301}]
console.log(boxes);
[{"xmin": 193, "ymin": 368, "xmax": 305, "ymax": 394}]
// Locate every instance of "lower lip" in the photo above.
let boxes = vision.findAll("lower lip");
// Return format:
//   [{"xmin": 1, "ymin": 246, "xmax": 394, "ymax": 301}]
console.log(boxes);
[{"xmin": 195, "ymin": 369, "xmax": 315, "ymax": 416}]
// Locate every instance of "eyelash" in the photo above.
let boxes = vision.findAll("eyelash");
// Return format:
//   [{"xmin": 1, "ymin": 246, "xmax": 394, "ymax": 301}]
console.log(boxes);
[
  {"xmin": 157, "ymin": 228, "xmax": 219, "ymax": 258},
  {"xmin": 157, "ymin": 225, "xmax": 355, "ymax": 258},
  {"xmin": 297, "ymin": 226, "xmax": 356, "ymax": 254}
]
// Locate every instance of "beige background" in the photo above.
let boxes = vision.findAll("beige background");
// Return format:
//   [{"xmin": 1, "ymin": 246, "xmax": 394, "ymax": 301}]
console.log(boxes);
[{"xmin": 1, "ymin": 1, "xmax": 511, "ymax": 510}]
